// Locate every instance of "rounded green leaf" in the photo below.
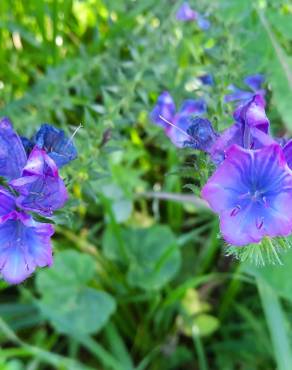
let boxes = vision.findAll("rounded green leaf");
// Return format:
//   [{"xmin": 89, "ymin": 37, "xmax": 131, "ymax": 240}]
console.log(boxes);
[{"xmin": 36, "ymin": 250, "xmax": 116, "ymax": 335}]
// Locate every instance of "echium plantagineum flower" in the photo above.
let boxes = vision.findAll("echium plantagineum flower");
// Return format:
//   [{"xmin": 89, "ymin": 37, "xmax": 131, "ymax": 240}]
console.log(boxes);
[
  {"xmin": 21, "ymin": 123, "xmax": 78, "ymax": 168},
  {"xmin": 150, "ymin": 91, "xmax": 208, "ymax": 148},
  {"xmin": 210, "ymin": 94, "xmax": 271, "ymax": 164},
  {"xmin": 150, "ymin": 73, "xmax": 292, "ymax": 248},
  {"xmin": 176, "ymin": 2, "xmax": 210, "ymax": 30},
  {"xmin": 224, "ymin": 74, "xmax": 266, "ymax": 106},
  {"xmin": 202, "ymin": 144, "xmax": 292, "ymax": 246},
  {"xmin": 0, "ymin": 117, "xmax": 77, "ymax": 284}
]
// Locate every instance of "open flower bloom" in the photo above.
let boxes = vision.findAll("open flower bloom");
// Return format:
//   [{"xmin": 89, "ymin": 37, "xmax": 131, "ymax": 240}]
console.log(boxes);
[
  {"xmin": 0, "ymin": 188, "xmax": 54, "ymax": 284},
  {"xmin": 150, "ymin": 91, "xmax": 207, "ymax": 147},
  {"xmin": 202, "ymin": 144, "xmax": 292, "ymax": 246},
  {"xmin": 10, "ymin": 147, "xmax": 68, "ymax": 216},
  {"xmin": 0, "ymin": 211, "xmax": 54, "ymax": 284}
]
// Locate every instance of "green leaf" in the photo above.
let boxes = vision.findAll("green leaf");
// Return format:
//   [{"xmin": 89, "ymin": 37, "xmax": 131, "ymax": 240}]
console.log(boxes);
[
  {"xmin": 245, "ymin": 248, "xmax": 292, "ymax": 303},
  {"xmin": 103, "ymin": 225, "xmax": 181, "ymax": 290},
  {"xmin": 36, "ymin": 250, "xmax": 116, "ymax": 335}
]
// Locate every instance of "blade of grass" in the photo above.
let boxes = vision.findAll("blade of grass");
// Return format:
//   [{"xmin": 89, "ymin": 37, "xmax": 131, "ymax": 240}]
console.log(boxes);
[
  {"xmin": 257, "ymin": 278, "xmax": 292, "ymax": 370},
  {"xmin": 104, "ymin": 322, "xmax": 134, "ymax": 370}
]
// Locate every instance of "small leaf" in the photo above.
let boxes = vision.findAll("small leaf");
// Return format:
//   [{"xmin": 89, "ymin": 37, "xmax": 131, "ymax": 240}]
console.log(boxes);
[
  {"xmin": 36, "ymin": 251, "xmax": 116, "ymax": 335},
  {"xmin": 103, "ymin": 225, "xmax": 181, "ymax": 290}
]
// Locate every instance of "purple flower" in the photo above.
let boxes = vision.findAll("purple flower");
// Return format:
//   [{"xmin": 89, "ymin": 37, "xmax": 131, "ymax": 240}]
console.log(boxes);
[
  {"xmin": 283, "ymin": 140, "xmax": 292, "ymax": 169},
  {"xmin": 0, "ymin": 210, "xmax": 54, "ymax": 284},
  {"xmin": 210, "ymin": 94, "xmax": 271, "ymax": 164},
  {"xmin": 33, "ymin": 124, "xmax": 78, "ymax": 168},
  {"xmin": 150, "ymin": 91, "xmax": 176, "ymax": 130},
  {"xmin": 0, "ymin": 118, "xmax": 76, "ymax": 284},
  {"xmin": 0, "ymin": 117, "xmax": 27, "ymax": 181},
  {"xmin": 198, "ymin": 74, "xmax": 214, "ymax": 86},
  {"xmin": 224, "ymin": 74, "xmax": 266, "ymax": 105},
  {"xmin": 176, "ymin": 2, "xmax": 210, "ymax": 29},
  {"xmin": 197, "ymin": 15, "xmax": 211, "ymax": 30},
  {"xmin": 10, "ymin": 147, "xmax": 68, "ymax": 217},
  {"xmin": 176, "ymin": 2, "xmax": 197, "ymax": 21},
  {"xmin": 150, "ymin": 92, "xmax": 207, "ymax": 148},
  {"xmin": 183, "ymin": 117, "xmax": 219, "ymax": 152},
  {"xmin": 22, "ymin": 124, "xmax": 78, "ymax": 168},
  {"xmin": 233, "ymin": 94, "xmax": 269, "ymax": 134},
  {"xmin": 202, "ymin": 144, "xmax": 292, "ymax": 246}
]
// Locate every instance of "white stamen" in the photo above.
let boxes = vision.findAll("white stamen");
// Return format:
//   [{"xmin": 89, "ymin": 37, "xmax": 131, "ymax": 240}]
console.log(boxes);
[
  {"xmin": 158, "ymin": 115, "xmax": 194, "ymax": 142},
  {"xmin": 65, "ymin": 124, "xmax": 83, "ymax": 148}
]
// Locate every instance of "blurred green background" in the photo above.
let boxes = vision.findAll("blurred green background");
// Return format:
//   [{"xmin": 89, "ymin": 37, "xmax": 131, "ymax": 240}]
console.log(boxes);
[{"xmin": 1, "ymin": 0, "xmax": 292, "ymax": 369}]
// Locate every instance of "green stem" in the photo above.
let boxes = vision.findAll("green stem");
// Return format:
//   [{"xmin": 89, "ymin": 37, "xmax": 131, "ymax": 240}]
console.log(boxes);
[{"xmin": 192, "ymin": 333, "xmax": 208, "ymax": 370}]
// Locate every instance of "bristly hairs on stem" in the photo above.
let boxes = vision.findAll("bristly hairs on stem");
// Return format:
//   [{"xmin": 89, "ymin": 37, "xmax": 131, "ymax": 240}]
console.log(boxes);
[{"xmin": 225, "ymin": 236, "xmax": 292, "ymax": 266}]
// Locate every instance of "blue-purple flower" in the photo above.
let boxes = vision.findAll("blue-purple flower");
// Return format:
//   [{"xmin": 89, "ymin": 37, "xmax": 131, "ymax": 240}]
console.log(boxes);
[
  {"xmin": 150, "ymin": 91, "xmax": 207, "ymax": 148},
  {"xmin": 210, "ymin": 94, "xmax": 270, "ymax": 164},
  {"xmin": 0, "ymin": 117, "xmax": 27, "ymax": 181},
  {"xmin": 0, "ymin": 117, "xmax": 76, "ymax": 284},
  {"xmin": 176, "ymin": 2, "xmax": 210, "ymax": 30},
  {"xmin": 224, "ymin": 74, "xmax": 266, "ymax": 105},
  {"xmin": 10, "ymin": 147, "xmax": 68, "ymax": 216},
  {"xmin": 22, "ymin": 124, "xmax": 77, "ymax": 168},
  {"xmin": 176, "ymin": 2, "xmax": 197, "ymax": 21},
  {"xmin": 183, "ymin": 117, "xmax": 219, "ymax": 152},
  {"xmin": 198, "ymin": 74, "xmax": 214, "ymax": 86},
  {"xmin": 0, "ymin": 210, "xmax": 54, "ymax": 284},
  {"xmin": 202, "ymin": 144, "xmax": 292, "ymax": 246}
]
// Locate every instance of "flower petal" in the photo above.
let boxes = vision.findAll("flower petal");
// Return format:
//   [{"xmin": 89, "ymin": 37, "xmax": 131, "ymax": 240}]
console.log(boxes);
[
  {"xmin": 244, "ymin": 74, "xmax": 265, "ymax": 92},
  {"xmin": 198, "ymin": 74, "xmax": 214, "ymax": 86},
  {"xmin": 0, "ymin": 117, "xmax": 27, "ymax": 180},
  {"xmin": 197, "ymin": 15, "xmax": 211, "ymax": 30},
  {"xmin": 176, "ymin": 2, "xmax": 197, "ymax": 21},
  {"xmin": 33, "ymin": 124, "xmax": 77, "ymax": 168},
  {"xmin": 150, "ymin": 91, "xmax": 176, "ymax": 129},
  {"xmin": 202, "ymin": 144, "xmax": 292, "ymax": 246},
  {"xmin": 224, "ymin": 85, "xmax": 254, "ymax": 103},
  {"xmin": 179, "ymin": 99, "xmax": 207, "ymax": 116},
  {"xmin": 234, "ymin": 94, "xmax": 269, "ymax": 133},
  {"xmin": 11, "ymin": 147, "xmax": 68, "ymax": 216},
  {"xmin": 0, "ymin": 212, "xmax": 54, "ymax": 284},
  {"xmin": 167, "ymin": 115, "xmax": 192, "ymax": 148},
  {"xmin": 184, "ymin": 117, "xmax": 218, "ymax": 152},
  {"xmin": 0, "ymin": 188, "xmax": 16, "ymax": 222},
  {"xmin": 283, "ymin": 140, "xmax": 292, "ymax": 169}
]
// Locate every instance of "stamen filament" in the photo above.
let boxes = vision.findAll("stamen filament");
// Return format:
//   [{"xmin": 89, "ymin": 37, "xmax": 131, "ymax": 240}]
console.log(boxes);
[{"xmin": 158, "ymin": 115, "xmax": 194, "ymax": 142}]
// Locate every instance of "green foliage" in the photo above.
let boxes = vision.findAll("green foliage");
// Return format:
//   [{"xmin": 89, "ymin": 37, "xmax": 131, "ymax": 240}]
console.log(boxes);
[
  {"xmin": 103, "ymin": 224, "xmax": 181, "ymax": 290},
  {"xmin": 36, "ymin": 250, "xmax": 116, "ymax": 335},
  {"xmin": 0, "ymin": 0, "xmax": 292, "ymax": 369}
]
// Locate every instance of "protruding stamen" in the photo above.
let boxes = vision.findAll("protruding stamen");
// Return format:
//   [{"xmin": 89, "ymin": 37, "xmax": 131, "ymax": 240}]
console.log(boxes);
[
  {"xmin": 256, "ymin": 218, "xmax": 264, "ymax": 230},
  {"xmin": 65, "ymin": 124, "xmax": 83, "ymax": 148},
  {"xmin": 262, "ymin": 196, "xmax": 269, "ymax": 208},
  {"xmin": 158, "ymin": 115, "xmax": 194, "ymax": 142},
  {"xmin": 230, "ymin": 205, "xmax": 241, "ymax": 216}
]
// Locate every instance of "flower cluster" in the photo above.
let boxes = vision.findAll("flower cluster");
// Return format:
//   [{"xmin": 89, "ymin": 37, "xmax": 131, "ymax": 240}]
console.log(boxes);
[
  {"xmin": 150, "ymin": 75, "xmax": 292, "ymax": 247},
  {"xmin": 0, "ymin": 117, "xmax": 77, "ymax": 284}
]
